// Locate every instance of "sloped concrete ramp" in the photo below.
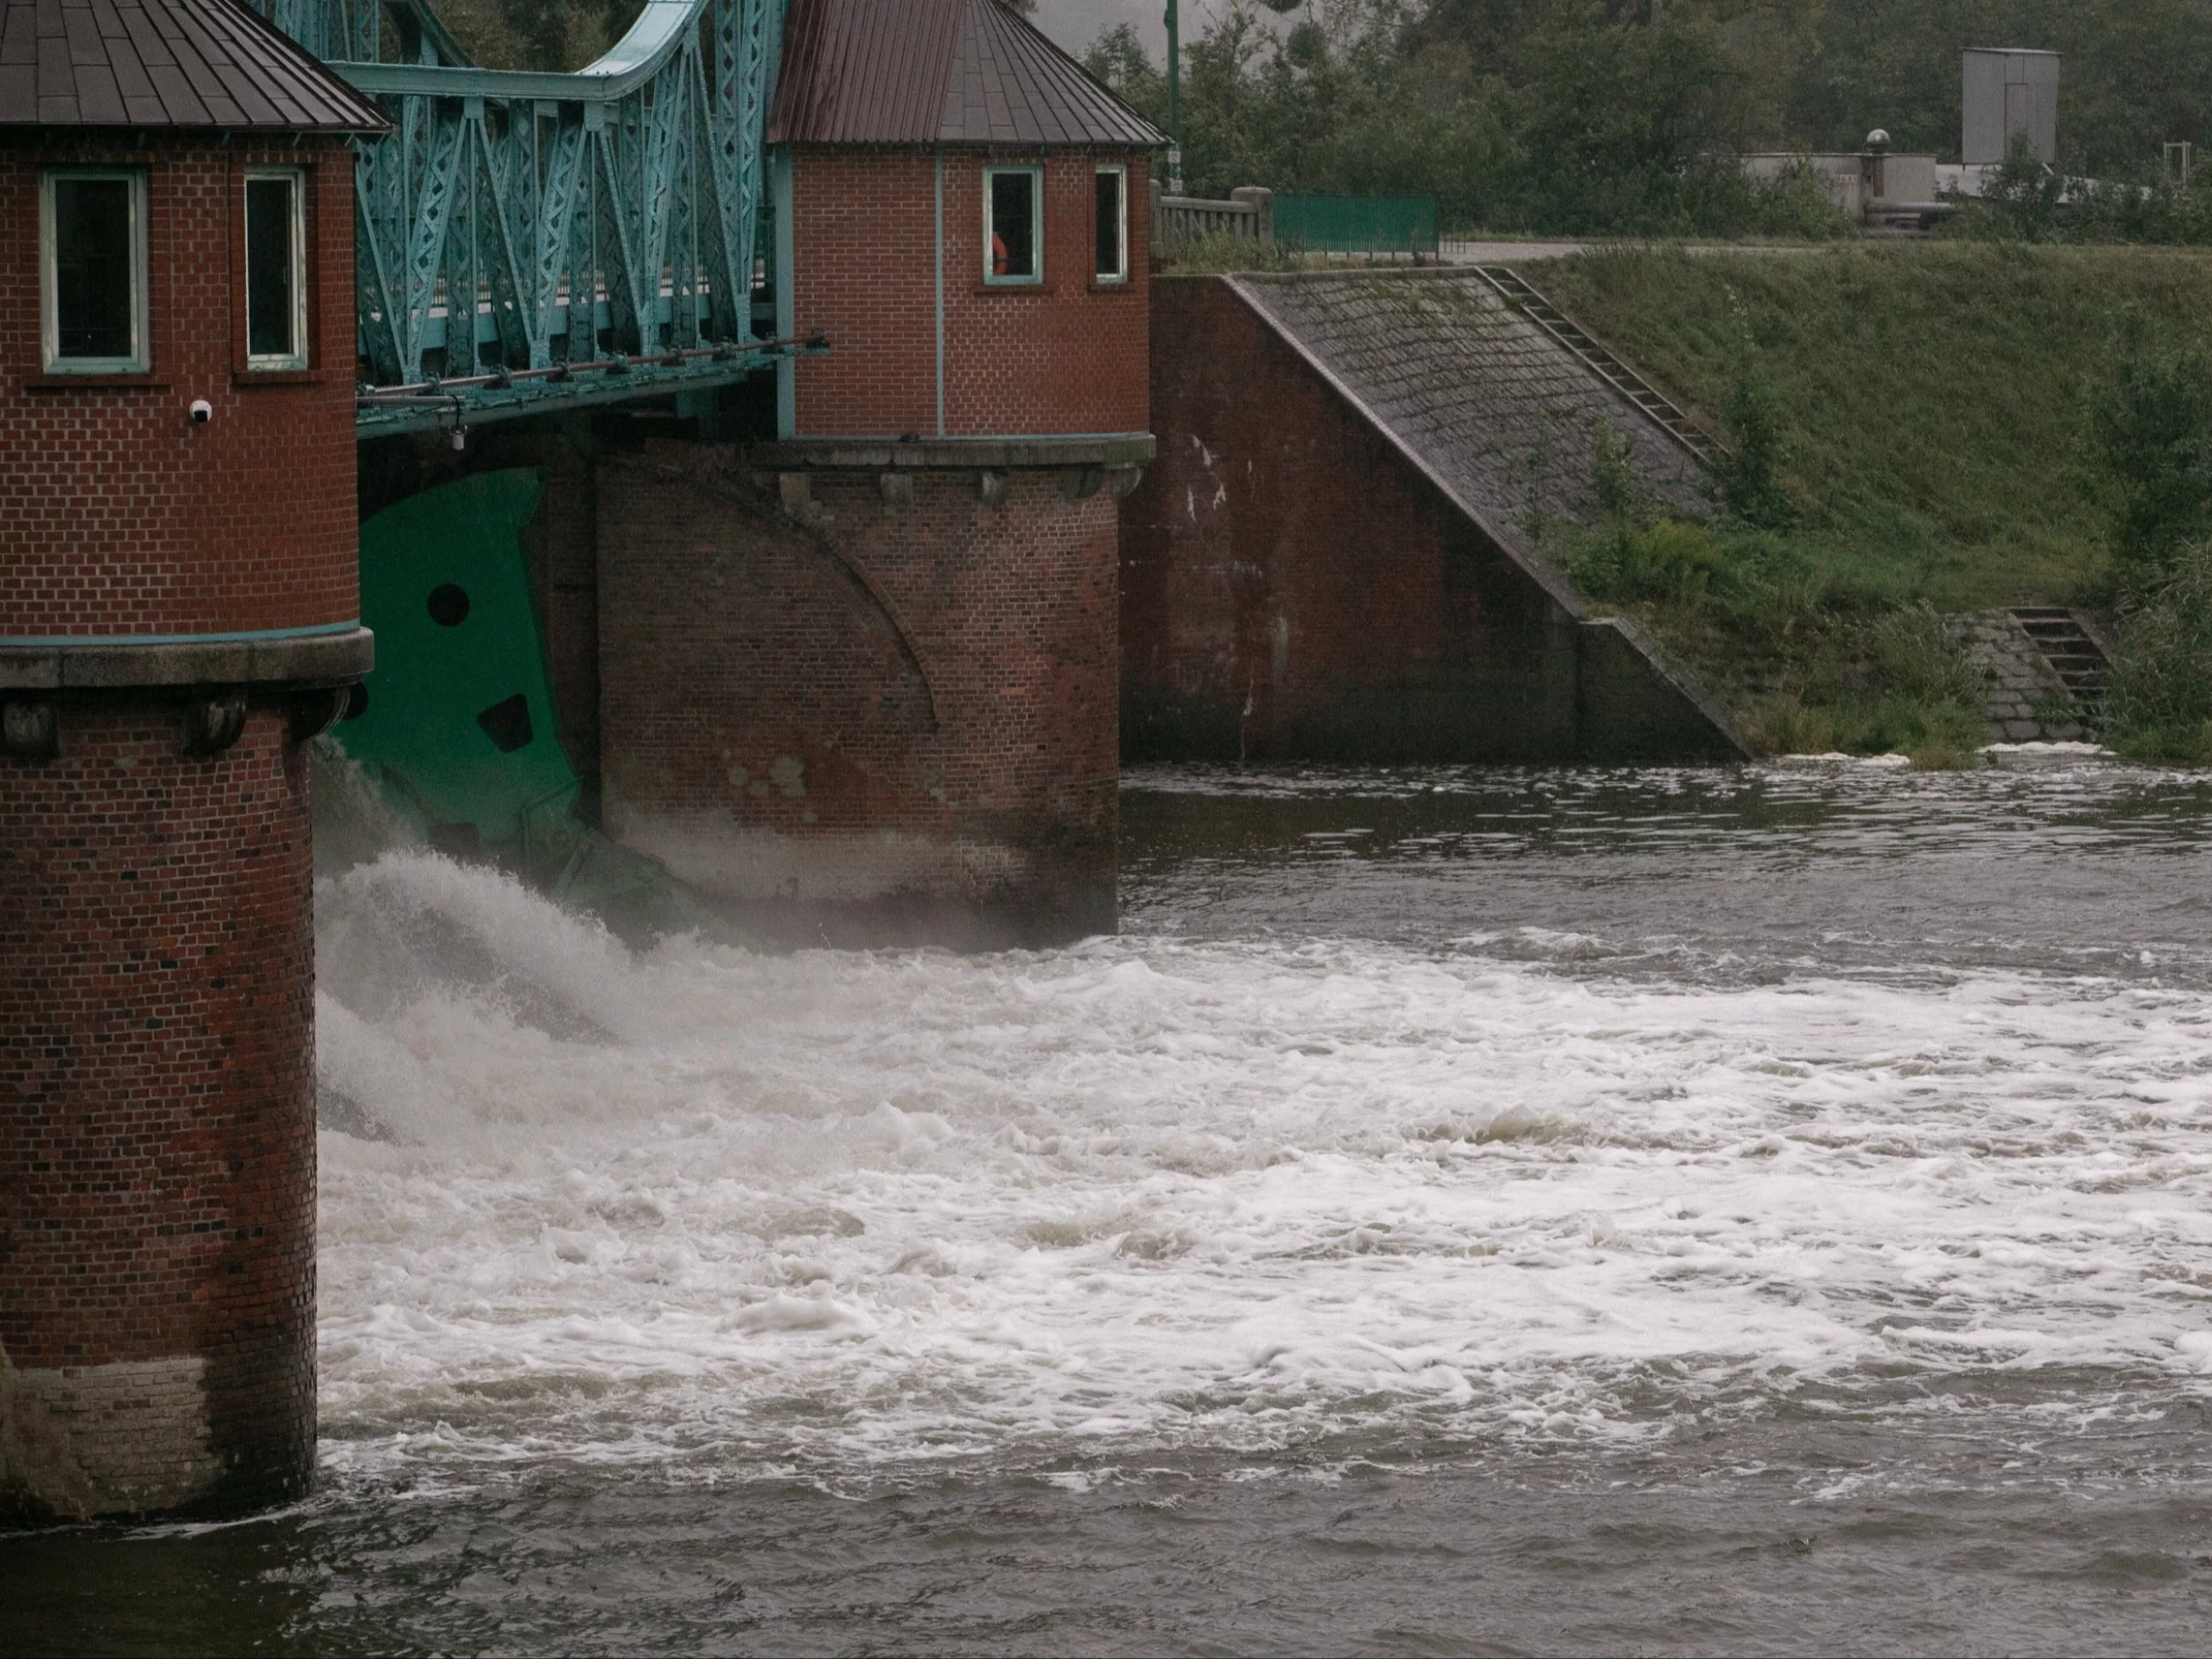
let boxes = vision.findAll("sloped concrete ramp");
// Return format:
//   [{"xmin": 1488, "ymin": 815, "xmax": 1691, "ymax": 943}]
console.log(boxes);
[{"xmin": 1121, "ymin": 271, "xmax": 1748, "ymax": 765}]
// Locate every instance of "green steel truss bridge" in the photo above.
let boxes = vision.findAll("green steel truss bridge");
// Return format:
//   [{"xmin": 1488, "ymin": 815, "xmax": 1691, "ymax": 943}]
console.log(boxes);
[{"xmin": 246, "ymin": 0, "xmax": 801, "ymax": 437}]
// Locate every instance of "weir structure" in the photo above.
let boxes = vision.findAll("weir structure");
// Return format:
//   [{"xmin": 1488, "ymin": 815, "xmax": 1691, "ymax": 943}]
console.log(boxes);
[
  {"xmin": 0, "ymin": 0, "xmax": 802, "ymax": 1521},
  {"xmin": 4, "ymin": 0, "xmax": 1159, "ymax": 1518},
  {"xmin": 1123, "ymin": 271, "xmax": 1749, "ymax": 765},
  {"xmin": 334, "ymin": 0, "xmax": 1162, "ymax": 946}
]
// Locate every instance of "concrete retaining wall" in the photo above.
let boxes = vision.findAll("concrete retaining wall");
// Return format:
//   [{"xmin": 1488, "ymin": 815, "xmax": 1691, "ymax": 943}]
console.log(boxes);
[{"xmin": 1124, "ymin": 276, "xmax": 1747, "ymax": 766}]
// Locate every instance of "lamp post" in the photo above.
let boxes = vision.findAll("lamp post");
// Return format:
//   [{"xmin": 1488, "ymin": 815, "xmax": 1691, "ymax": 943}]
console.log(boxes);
[{"xmin": 1164, "ymin": 0, "xmax": 1183, "ymax": 192}]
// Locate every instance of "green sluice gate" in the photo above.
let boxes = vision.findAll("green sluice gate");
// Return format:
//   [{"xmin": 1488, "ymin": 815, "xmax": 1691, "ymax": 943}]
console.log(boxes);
[{"xmin": 337, "ymin": 469, "xmax": 662, "ymax": 905}]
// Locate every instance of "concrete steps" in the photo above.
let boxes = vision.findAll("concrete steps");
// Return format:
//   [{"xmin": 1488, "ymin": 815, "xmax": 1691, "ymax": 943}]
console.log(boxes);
[
  {"xmin": 1471, "ymin": 264, "xmax": 1727, "ymax": 465},
  {"xmin": 1950, "ymin": 608, "xmax": 2111, "ymax": 741},
  {"xmin": 2008, "ymin": 607, "xmax": 2110, "ymax": 707}
]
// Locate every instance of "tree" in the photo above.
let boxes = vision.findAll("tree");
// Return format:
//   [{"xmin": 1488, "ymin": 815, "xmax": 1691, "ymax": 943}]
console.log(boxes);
[{"xmin": 1080, "ymin": 0, "xmax": 2212, "ymax": 236}]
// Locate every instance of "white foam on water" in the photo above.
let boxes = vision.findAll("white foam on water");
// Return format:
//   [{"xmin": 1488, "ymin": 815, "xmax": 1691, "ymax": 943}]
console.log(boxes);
[{"xmin": 315, "ymin": 849, "xmax": 2212, "ymax": 1480}]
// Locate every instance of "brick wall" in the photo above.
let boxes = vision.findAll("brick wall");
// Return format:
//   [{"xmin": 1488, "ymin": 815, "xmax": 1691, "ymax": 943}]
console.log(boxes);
[
  {"xmin": 598, "ymin": 445, "xmax": 1117, "ymax": 945},
  {"xmin": 1122, "ymin": 277, "xmax": 1580, "ymax": 762},
  {"xmin": 0, "ymin": 134, "xmax": 359, "ymax": 639},
  {"xmin": 0, "ymin": 706, "xmax": 317, "ymax": 1519},
  {"xmin": 789, "ymin": 146, "xmax": 1150, "ymax": 438}
]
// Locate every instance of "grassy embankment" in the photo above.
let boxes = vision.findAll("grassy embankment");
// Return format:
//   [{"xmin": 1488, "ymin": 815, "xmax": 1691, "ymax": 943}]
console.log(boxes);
[{"xmin": 1528, "ymin": 242, "xmax": 2212, "ymax": 760}]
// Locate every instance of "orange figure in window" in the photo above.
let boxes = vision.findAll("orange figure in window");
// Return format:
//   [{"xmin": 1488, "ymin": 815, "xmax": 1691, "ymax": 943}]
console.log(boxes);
[{"xmin": 992, "ymin": 229, "xmax": 1009, "ymax": 276}]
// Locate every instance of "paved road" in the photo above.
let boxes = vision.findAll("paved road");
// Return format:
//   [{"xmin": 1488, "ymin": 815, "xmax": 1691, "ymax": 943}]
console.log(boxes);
[
  {"xmin": 1438, "ymin": 239, "xmax": 1595, "ymax": 262},
  {"xmin": 1437, "ymin": 239, "xmax": 1853, "ymax": 263}
]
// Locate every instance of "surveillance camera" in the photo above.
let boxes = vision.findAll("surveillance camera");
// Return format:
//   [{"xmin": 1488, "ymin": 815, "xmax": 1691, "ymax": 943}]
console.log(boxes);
[{"xmin": 189, "ymin": 399, "xmax": 213, "ymax": 425}]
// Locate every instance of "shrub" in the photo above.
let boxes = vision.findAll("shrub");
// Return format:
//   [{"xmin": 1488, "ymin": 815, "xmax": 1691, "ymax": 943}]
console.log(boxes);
[
  {"xmin": 1868, "ymin": 604, "xmax": 1987, "ymax": 708},
  {"xmin": 1569, "ymin": 516, "xmax": 1735, "ymax": 608},
  {"xmin": 1589, "ymin": 419, "xmax": 1641, "ymax": 523},
  {"xmin": 2065, "ymin": 176, "xmax": 2212, "ymax": 246},
  {"xmin": 2087, "ymin": 319, "xmax": 2212, "ymax": 591},
  {"xmin": 2103, "ymin": 544, "xmax": 2212, "ymax": 761},
  {"xmin": 1945, "ymin": 139, "xmax": 2066, "ymax": 242},
  {"xmin": 1742, "ymin": 164, "xmax": 1859, "ymax": 243},
  {"xmin": 1703, "ymin": 288, "xmax": 1795, "ymax": 529},
  {"xmin": 1157, "ymin": 229, "xmax": 1306, "ymax": 273}
]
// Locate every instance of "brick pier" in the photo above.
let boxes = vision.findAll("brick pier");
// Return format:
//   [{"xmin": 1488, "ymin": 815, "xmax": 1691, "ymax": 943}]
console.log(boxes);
[{"xmin": 0, "ymin": 11, "xmax": 383, "ymax": 1521}]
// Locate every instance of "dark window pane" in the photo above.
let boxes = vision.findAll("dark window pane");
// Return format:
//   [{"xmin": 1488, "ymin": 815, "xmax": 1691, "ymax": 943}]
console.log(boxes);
[
  {"xmin": 990, "ymin": 171, "xmax": 1035, "ymax": 280},
  {"xmin": 1095, "ymin": 171, "xmax": 1124, "ymax": 279},
  {"xmin": 246, "ymin": 176, "xmax": 298, "ymax": 359},
  {"xmin": 52, "ymin": 177, "xmax": 135, "ymax": 361}
]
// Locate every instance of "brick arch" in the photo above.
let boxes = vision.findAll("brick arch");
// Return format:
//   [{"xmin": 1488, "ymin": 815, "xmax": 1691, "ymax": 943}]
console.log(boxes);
[{"xmin": 598, "ymin": 455, "xmax": 949, "ymax": 869}]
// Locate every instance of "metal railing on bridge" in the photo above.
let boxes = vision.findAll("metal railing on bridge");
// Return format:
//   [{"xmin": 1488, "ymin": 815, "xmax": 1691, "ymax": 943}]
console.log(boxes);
[
  {"xmin": 1153, "ymin": 186, "xmax": 1276, "ymax": 253},
  {"xmin": 248, "ymin": 0, "xmax": 796, "ymax": 436}
]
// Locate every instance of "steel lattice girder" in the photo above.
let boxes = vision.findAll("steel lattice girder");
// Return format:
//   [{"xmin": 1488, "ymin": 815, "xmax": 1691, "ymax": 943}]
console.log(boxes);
[{"xmin": 245, "ymin": 0, "xmax": 785, "ymax": 418}]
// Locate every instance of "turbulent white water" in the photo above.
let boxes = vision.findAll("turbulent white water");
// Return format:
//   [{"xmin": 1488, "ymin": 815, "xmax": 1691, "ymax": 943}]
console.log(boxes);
[{"xmin": 313, "ymin": 772, "xmax": 2212, "ymax": 1485}]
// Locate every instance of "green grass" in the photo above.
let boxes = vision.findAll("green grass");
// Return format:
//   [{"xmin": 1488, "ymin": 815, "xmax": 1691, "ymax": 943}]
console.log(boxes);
[
  {"xmin": 1524, "ymin": 242, "xmax": 2212, "ymax": 754},
  {"xmin": 1539, "ymin": 242, "xmax": 2212, "ymax": 609}
]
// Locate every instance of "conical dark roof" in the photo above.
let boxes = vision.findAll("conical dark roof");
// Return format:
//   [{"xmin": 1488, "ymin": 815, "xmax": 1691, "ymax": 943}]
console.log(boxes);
[
  {"xmin": 768, "ymin": 0, "xmax": 1162, "ymax": 147},
  {"xmin": 0, "ymin": 0, "xmax": 387, "ymax": 129}
]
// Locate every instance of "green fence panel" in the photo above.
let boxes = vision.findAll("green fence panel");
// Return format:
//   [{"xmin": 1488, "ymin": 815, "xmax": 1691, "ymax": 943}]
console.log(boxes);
[{"xmin": 1274, "ymin": 193, "xmax": 1439, "ymax": 255}]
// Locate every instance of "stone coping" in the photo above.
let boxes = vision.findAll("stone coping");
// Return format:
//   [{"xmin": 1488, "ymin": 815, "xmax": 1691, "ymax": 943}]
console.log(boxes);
[
  {"xmin": 751, "ymin": 434, "xmax": 1156, "ymax": 472},
  {"xmin": 0, "ymin": 626, "xmax": 373, "ymax": 691}
]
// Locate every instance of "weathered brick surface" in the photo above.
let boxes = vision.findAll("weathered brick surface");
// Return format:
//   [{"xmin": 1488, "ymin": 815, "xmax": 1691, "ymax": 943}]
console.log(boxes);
[
  {"xmin": 0, "ymin": 131, "xmax": 343, "ymax": 1520},
  {"xmin": 2, "ymin": 1356, "xmax": 218, "ymax": 1517},
  {"xmin": 788, "ymin": 147, "xmax": 1151, "ymax": 438},
  {"xmin": 0, "ymin": 134, "xmax": 360, "ymax": 639},
  {"xmin": 0, "ymin": 706, "xmax": 317, "ymax": 1518},
  {"xmin": 598, "ymin": 447, "xmax": 1117, "ymax": 944},
  {"xmin": 1123, "ymin": 277, "xmax": 1581, "ymax": 762}
]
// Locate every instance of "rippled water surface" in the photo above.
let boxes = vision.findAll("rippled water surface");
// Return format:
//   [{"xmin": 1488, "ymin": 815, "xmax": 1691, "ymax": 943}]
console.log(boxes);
[{"xmin": 8, "ymin": 759, "xmax": 2212, "ymax": 1654}]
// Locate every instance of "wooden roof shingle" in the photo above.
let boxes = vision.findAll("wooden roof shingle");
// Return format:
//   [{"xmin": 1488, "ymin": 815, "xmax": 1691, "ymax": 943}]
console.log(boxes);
[{"xmin": 0, "ymin": 0, "xmax": 387, "ymax": 129}]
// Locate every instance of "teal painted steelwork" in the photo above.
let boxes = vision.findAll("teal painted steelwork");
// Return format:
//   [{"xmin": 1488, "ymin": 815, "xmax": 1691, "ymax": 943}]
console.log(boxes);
[
  {"xmin": 243, "ymin": 0, "xmax": 790, "ymax": 427},
  {"xmin": 354, "ymin": 341, "xmax": 814, "ymax": 437}
]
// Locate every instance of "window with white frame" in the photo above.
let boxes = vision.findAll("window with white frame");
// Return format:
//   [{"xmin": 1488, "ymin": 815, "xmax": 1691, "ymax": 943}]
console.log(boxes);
[
  {"xmin": 244, "ymin": 169, "xmax": 307, "ymax": 369},
  {"xmin": 984, "ymin": 166, "xmax": 1042, "ymax": 284},
  {"xmin": 1094, "ymin": 166, "xmax": 1127, "ymax": 282},
  {"xmin": 40, "ymin": 168, "xmax": 148, "ymax": 373}
]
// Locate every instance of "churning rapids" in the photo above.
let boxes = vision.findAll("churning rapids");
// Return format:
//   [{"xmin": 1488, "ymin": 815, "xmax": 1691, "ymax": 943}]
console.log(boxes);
[{"xmin": 9, "ymin": 757, "xmax": 2212, "ymax": 1654}]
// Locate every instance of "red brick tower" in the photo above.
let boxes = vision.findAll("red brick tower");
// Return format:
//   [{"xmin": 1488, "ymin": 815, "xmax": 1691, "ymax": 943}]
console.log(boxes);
[
  {"xmin": 0, "ymin": 0, "xmax": 384, "ymax": 1520},
  {"xmin": 596, "ymin": 0, "xmax": 1160, "ymax": 946}
]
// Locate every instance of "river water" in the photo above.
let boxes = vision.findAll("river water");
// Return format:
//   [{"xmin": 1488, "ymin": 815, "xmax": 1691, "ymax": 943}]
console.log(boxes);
[{"xmin": 7, "ymin": 758, "xmax": 2212, "ymax": 1654}]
